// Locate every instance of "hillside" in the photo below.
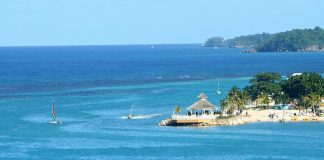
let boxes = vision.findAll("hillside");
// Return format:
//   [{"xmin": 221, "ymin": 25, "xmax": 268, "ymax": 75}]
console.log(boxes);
[{"xmin": 204, "ymin": 27, "xmax": 324, "ymax": 52}]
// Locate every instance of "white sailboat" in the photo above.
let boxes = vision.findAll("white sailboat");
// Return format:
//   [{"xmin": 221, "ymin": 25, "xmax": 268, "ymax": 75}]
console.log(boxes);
[
  {"xmin": 215, "ymin": 82, "xmax": 221, "ymax": 94},
  {"xmin": 127, "ymin": 104, "xmax": 134, "ymax": 119},
  {"xmin": 50, "ymin": 100, "xmax": 61, "ymax": 125}
]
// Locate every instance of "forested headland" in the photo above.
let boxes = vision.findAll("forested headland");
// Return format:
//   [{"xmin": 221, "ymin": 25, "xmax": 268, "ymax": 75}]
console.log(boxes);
[{"xmin": 204, "ymin": 27, "xmax": 324, "ymax": 52}]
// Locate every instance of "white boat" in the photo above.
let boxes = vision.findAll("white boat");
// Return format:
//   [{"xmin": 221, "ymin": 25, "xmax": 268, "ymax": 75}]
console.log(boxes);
[
  {"xmin": 215, "ymin": 82, "xmax": 221, "ymax": 94},
  {"xmin": 151, "ymin": 45, "xmax": 154, "ymax": 49},
  {"xmin": 50, "ymin": 100, "xmax": 61, "ymax": 125},
  {"xmin": 127, "ymin": 104, "xmax": 135, "ymax": 119}
]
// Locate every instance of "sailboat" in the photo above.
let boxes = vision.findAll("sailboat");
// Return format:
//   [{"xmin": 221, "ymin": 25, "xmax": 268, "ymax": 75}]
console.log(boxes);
[
  {"xmin": 127, "ymin": 104, "xmax": 134, "ymax": 119},
  {"xmin": 50, "ymin": 100, "xmax": 61, "ymax": 125},
  {"xmin": 215, "ymin": 82, "xmax": 221, "ymax": 94}
]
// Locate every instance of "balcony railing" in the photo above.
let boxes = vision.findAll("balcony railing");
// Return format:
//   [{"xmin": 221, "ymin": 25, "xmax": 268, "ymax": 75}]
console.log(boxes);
[{"xmin": 171, "ymin": 114, "xmax": 217, "ymax": 120}]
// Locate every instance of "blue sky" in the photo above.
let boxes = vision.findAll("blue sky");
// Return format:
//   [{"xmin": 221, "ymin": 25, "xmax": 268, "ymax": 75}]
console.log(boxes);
[{"xmin": 1, "ymin": 0, "xmax": 324, "ymax": 46}]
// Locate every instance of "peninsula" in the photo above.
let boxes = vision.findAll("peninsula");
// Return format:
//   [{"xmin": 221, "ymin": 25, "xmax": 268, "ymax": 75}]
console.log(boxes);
[
  {"xmin": 204, "ymin": 27, "xmax": 324, "ymax": 52},
  {"xmin": 159, "ymin": 72, "xmax": 324, "ymax": 126}
]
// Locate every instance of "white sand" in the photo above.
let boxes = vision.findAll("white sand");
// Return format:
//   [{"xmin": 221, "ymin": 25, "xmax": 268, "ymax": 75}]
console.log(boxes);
[
  {"xmin": 159, "ymin": 109, "xmax": 324, "ymax": 126},
  {"xmin": 214, "ymin": 109, "xmax": 324, "ymax": 126}
]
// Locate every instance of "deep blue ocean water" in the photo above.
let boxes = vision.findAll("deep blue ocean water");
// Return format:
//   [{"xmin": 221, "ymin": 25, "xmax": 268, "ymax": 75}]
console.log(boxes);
[{"xmin": 0, "ymin": 44, "xmax": 324, "ymax": 159}]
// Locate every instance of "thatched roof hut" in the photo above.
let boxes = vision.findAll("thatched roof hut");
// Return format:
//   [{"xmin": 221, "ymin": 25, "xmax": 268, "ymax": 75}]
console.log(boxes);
[
  {"xmin": 197, "ymin": 93, "xmax": 208, "ymax": 99},
  {"xmin": 187, "ymin": 93, "xmax": 216, "ymax": 111}
]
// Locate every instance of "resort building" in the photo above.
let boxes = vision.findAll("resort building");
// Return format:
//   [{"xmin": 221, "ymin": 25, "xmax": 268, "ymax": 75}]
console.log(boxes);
[
  {"xmin": 291, "ymin": 72, "xmax": 302, "ymax": 77},
  {"xmin": 171, "ymin": 93, "xmax": 218, "ymax": 125}
]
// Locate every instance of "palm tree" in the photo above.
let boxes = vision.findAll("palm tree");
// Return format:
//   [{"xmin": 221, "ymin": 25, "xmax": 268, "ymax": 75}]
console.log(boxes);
[
  {"xmin": 256, "ymin": 92, "xmax": 269, "ymax": 109},
  {"xmin": 273, "ymin": 92, "xmax": 285, "ymax": 105},
  {"xmin": 237, "ymin": 90, "xmax": 250, "ymax": 113},
  {"xmin": 296, "ymin": 99, "xmax": 305, "ymax": 113},
  {"xmin": 301, "ymin": 96, "xmax": 311, "ymax": 114},
  {"xmin": 277, "ymin": 92, "xmax": 289, "ymax": 109},
  {"xmin": 221, "ymin": 86, "xmax": 251, "ymax": 116},
  {"xmin": 308, "ymin": 93, "xmax": 321, "ymax": 116},
  {"xmin": 228, "ymin": 86, "xmax": 240, "ymax": 114},
  {"xmin": 173, "ymin": 106, "xmax": 181, "ymax": 115},
  {"xmin": 220, "ymin": 99, "xmax": 229, "ymax": 116},
  {"xmin": 228, "ymin": 86, "xmax": 239, "ymax": 98}
]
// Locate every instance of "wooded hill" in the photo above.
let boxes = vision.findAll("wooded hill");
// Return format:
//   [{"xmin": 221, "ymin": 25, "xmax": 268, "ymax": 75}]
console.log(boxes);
[{"xmin": 204, "ymin": 27, "xmax": 324, "ymax": 52}]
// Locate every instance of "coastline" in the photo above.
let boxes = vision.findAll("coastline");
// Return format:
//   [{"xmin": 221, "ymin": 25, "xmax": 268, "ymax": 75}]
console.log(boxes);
[{"xmin": 159, "ymin": 109, "xmax": 324, "ymax": 127}]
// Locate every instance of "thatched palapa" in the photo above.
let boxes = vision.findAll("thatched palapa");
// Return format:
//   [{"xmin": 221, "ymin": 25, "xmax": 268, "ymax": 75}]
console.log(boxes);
[{"xmin": 187, "ymin": 93, "xmax": 216, "ymax": 111}]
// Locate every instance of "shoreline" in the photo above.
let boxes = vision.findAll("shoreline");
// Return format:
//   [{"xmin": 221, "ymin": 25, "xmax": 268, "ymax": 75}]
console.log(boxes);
[{"xmin": 159, "ymin": 109, "xmax": 324, "ymax": 126}]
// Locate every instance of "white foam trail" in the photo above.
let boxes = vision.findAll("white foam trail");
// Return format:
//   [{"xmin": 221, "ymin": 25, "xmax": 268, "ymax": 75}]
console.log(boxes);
[
  {"xmin": 151, "ymin": 88, "xmax": 173, "ymax": 94},
  {"xmin": 22, "ymin": 114, "xmax": 84, "ymax": 124},
  {"xmin": 21, "ymin": 114, "xmax": 49, "ymax": 124},
  {"xmin": 120, "ymin": 114, "xmax": 162, "ymax": 119}
]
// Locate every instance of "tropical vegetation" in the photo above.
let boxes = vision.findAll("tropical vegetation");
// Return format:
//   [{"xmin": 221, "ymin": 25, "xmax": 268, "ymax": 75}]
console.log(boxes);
[
  {"xmin": 173, "ymin": 106, "xmax": 181, "ymax": 115},
  {"xmin": 204, "ymin": 27, "xmax": 324, "ymax": 52},
  {"xmin": 220, "ymin": 72, "xmax": 324, "ymax": 116},
  {"xmin": 204, "ymin": 36, "xmax": 225, "ymax": 47},
  {"xmin": 226, "ymin": 33, "xmax": 272, "ymax": 48}
]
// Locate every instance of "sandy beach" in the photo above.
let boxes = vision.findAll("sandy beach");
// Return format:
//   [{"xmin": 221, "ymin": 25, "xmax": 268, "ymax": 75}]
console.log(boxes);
[
  {"xmin": 159, "ymin": 109, "xmax": 324, "ymax": 126},
  {"xmin": 209, "ymin": 109, "xmax": 324, "ymax": 126}
]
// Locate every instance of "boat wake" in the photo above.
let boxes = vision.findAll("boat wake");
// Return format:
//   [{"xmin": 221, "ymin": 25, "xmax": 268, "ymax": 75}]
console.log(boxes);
[
  {"xmin": 22, "ymin": 114, "xmax": 81, "ymax": 124},
  {"xmin": 120, "ymin": 114, "xmax": 162, "ymax": 119}
]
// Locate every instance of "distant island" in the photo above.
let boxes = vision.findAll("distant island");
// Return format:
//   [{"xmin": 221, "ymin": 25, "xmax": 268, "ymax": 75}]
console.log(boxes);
[{"xmin": 204, "ymin": 27, "xmax": 324, "ymax": 52}]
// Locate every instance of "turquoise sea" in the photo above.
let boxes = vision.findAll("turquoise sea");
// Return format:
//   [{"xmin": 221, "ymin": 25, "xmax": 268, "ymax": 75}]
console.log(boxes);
[{"xmin": 0, "ymin": 45, "xmax": 324, "ymax": 159}]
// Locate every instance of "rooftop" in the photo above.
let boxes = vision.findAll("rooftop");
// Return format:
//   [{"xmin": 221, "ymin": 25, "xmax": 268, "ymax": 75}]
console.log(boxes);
[{"xmin": 187, "ymin": 93, "xmax": 216, "ymax": 110}]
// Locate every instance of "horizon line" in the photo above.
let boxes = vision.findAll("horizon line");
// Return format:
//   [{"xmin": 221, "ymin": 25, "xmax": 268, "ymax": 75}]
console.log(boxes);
[
  {"xmin": 2, "ymin": 26, "xmax": 322, "ymax": 48},
  {"xmin": 0, "ymin": 43, "xmax": 202, "ymax": 48}
]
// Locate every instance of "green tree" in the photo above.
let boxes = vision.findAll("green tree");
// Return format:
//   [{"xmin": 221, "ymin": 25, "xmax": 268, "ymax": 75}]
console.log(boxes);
[
  {"xmin": 296, "ymin": 100, "xmax": 305, "ymax": 113},
  {"xmin": 301, "ymin": 96, "xmax": 312, "ymax": 113},
  {"xmin": 221, "ymin": 72, "xmax": 323, "ymax": 115},
  {"xmin": 237, "ymin": 90, "xmax": 250, "ymax": 111},
  {"xmin": 255, "ymin": 92, "xmax": 271, "ymax": 108},
  {"xmin": 256, "ymin": 27, "xmax": 324, "ymax": 52},
  {"xmin": 228, "ymin": 86, "xmax": 240, "ymax": 113},
  {"xmin": 174, "ymin": 106, "xmax": 181, "ymax": 115},
  {"xmin": 281, "ymin": 72, "xmax": 324, "ymax": 99},
  {"xmin": 244, "ymin": 72, "xmax": 282, "ymax": 100},
  {"xmin": 220, "ymin": 99, "xmax": 229, "ymax": 116},
  {"xmin": 204, "ymin": 36, "xmax": 225, "ymax": 47},
  {"xmin": 204, "ymin": 27, "xmax": 324, "ymax": 52},
  {"xmin": 225, "ymin": 32, "xmax": 272, "ymax": 48},
  {"xmin": 308, "ymin": 93, "xmax": 321, "ymax": 116},
  {"xmin": 220, "ymin": 86, "xmax": 251, "ymax": 115}
]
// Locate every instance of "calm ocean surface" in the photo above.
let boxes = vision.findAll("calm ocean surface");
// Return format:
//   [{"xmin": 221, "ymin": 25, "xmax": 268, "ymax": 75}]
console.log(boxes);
[{"xmin": 0, "ymin": 44, "xmax": 324, "ymax": 159}]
